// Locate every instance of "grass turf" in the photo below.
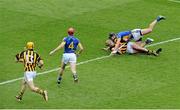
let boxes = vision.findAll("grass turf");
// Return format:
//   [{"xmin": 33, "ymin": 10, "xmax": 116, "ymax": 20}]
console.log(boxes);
[{"xmin": 0, "ymin": 0, "xmax": 180, "ymax": 108}]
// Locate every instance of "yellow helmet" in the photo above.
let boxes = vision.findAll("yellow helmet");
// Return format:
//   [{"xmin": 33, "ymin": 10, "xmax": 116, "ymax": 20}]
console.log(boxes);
[{"xmin": 26, "ymin": 42, "xmax": 34, "ymax": 49}]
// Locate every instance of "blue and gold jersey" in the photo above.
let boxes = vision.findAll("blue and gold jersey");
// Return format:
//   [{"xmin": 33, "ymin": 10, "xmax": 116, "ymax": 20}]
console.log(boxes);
[
  {"xmin": 117, "ymin": 31, "xmax": 132, "ymax": 42},
  {"xmin": 63, "ymin": 36, "xmax": 79, "ymax": 53}
]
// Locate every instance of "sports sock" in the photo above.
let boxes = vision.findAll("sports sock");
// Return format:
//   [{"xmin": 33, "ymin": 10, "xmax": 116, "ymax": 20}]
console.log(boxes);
[
  {"xmin": 58, "ymin": 76, "xmax": 62, "ymax": 81},
  {"xmin": 147, "ymin": 50, "xmax": 153, "ymax": 54},
  {"xmin": 73, "ymin": 73, "xmax": 78, "ymax": 79},
  {"xmin": 18, "ymin": 91, "xmax": 24, "ymax": 98}
]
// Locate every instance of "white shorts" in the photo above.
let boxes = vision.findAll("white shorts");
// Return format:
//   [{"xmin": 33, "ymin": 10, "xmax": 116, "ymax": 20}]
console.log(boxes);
[
  {"xmin": 62, "ymin": 53, "xmax": 77, "ymax": 64},
  {"xmin": 126, "ymin": 42, "xmax": 137, "ymax": 54},
  {"xmin": 24, "ymin": 71, "xmax": 36, "ymax": 82},
  {"xmin": 131, "ymin": 29, "xmax": 142, "ymax": 41}
]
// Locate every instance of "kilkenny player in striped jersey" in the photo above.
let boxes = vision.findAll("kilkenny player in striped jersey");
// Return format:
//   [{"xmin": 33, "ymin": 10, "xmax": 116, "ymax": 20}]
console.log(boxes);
[
  {"xmin": 103, "ymin": 33, "xmax": 127, "ymax": 54},
  {"xmin": 15, "ymin": 42, "xmax": 48, "ymax": 101}
]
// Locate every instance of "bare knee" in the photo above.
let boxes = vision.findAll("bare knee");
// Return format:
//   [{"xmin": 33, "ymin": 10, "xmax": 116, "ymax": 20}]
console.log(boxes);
[
  {"xmin": 28, "ymin": 84, "xmax": 37, "ymax": 92},
  {"xmin": 70, "ymin": 63, "xmax": 76, "ymax": 74},
  {"xmin": 148, "ymin": 28, "xmax": 152, "ymax": 32},
  {"xmin": 29, "ymin": 86, "xmax": 36, "ymax": 92},
  {"xmin": 131, "ymin": 44, "xmax": 138, "ymax": 50}
]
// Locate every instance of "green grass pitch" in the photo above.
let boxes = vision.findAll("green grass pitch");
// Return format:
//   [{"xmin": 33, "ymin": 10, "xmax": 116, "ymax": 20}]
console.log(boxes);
[{"xmin": 0, "ymin": 0, "xmax": 180, "ymax": 109}]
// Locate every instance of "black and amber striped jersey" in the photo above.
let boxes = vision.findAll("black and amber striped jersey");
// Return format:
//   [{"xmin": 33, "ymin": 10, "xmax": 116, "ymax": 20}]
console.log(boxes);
[
  {"xmin": 16, "ymin": 49, "xmax": 42, "ymax": 71},
  {"xmin": 119, "ymin": 42, "xmax": 127, "ymax": 54}
]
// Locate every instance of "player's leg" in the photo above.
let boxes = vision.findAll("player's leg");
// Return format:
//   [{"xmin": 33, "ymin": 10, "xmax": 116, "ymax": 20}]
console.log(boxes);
[
  {"xmin": 16, "ymin": 79, "xmax": 27, "ymax": 101},
  {"xmin": 135, "ymin": 38, "xmax": 154, "ymax": 47},
  {"xmin": 25, "ymin": 71, "xmax": 48, "ymax": 101},
  {"xmin": 70, "ymin": 62, "xmax": 78, "ymax": 83},
  {"xmin": 141, "ymin": 15, "xmax": 166, "ymax": 35},
  {"xmin": 57, "ymin": 53, "xmax": 68, "ymax": 84},
  {"xmin": 27, "ymin": 80, "xmax": 48, "ymax": 101},
  {"xmin": 57, "ymin": 62, "xmax": 66, "ymax": 84},
  {"xmin": 132, "ymin": 43, "xmax": 148, "ymax": 52},
  {"xmin": 69, "ymin": 53, "xmax": 78, "ymax": 82},
  {"xmin": 131, "ymin": 42, "xmax": 160, "ymax": 56}
]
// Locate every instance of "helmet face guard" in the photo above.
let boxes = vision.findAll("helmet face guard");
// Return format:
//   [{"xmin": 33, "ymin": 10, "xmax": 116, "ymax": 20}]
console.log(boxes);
[
  {"xmin": 68, "ymin": 27, "xmax": 75, "ymax": 36},
  {"xmin": 109, "ymin": 32, "xmax": 116, "ymax": 40},
  {"xmin": 105, "ymin": 39, "xmax": 115, "ymax": 47}
]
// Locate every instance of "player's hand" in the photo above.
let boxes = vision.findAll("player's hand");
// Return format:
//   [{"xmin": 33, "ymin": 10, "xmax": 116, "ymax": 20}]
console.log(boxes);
[
  {"xmin": 38, "ymin": 65, "xmax": 43, "ymax": 70},
  {"xmin": 102, "ymin": 47, "xmax": 109, "ymax": 51},
  {"xmin": 110, "ymin": 50, "xmax": 117, "ymax": 56},
  {"xmin": 76, "ymin": 53, "xmax": 80, "ymax": 57}
]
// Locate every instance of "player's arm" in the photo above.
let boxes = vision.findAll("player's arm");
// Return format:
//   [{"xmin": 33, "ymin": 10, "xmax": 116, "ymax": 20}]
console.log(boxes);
[
  {"xmin": 76, "ymin": 42, "xmax": 84, "ymax": 56},
  {"xmin": 37, "ymin": 60, "xmax": 44, "ymax": 69},
  {"xmin": 49, "ymin": 41, "xmax": 66, "ymax": 55},
  {"xmin": 111, "ymin": 38, "xmax": 121, "ymax": 54},
  {"xmin": 36, "ymin": 54, "xmax": 44, "ymax": 69},
  {"xmin": 15, "ymin": 51, "xmax": 24, "ymax": 63},
  {"xmin": 102, "ymin": 47, "xmax": 110, "ymax": 51}
]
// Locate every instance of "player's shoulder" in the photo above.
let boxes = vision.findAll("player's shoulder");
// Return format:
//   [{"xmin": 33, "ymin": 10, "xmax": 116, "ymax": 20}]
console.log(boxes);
[
  {"xmin": 117, "ymin": 31, "xmax": 131, "ymax": 37},
  {"xmin": 20, "ymin": 50, "xmax": 26, "ymax": 53},
  {"xmin": 74, "ymin": 36, "xmax": 79, "ymax": 41},
  {"xmin": 63, "ymin": 37, "xmax": 68, "ymax": 41},
  {"xmin": 117, "ymin": 30, "xmax": 130, "ymax": 34},
  {"xmin": 18, "ymin": 50, "xmax": 26, "ymax": 55},
  {"xmin": 30, "ymin": 50, "xmax": 39, "ymax": 56}
]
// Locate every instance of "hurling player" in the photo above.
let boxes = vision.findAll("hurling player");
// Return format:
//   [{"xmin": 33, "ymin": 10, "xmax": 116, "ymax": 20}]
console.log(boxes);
[
  {"xmin": 49, "ymin": 27, "xmax": 83, "ymax": 84},
  {"xmin": 15, "ymin": 42, "xmax": 48, "ymax": 101}
]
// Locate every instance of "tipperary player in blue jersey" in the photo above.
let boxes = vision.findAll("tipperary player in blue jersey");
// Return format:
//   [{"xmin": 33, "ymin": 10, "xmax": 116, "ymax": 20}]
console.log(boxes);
[
  {"xmin": 111, "ymin": 15, "xmax": 165, "ymax": 55},
  {"xmin": 49, "ymin": 27, "xmax": 83, "ymax": 84}
]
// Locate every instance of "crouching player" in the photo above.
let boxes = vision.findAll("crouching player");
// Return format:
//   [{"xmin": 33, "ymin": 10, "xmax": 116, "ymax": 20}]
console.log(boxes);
[
  {"xmin": 15, "ymin": 42, "xmax": 48, "ymax": 101},
  {"xmin": 49, "ymin": 27, "xmax": 83, "ymax": 84}
]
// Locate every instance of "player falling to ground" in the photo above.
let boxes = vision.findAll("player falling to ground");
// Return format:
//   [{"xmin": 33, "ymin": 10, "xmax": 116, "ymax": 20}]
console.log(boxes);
[
  {"xmin": 49, "ymin": 27, "xmax": 83, "ymax": 84},
  {"xmin": 15, "ymin": 42, "xmax": 48, "ymax": 101},
  {"xmin": 103, "ymin": 34, "xmax": 162, "ymax": 56},
  {"xmin": 110, "ymin": 15, "xmax": 165, "ymax": 54}
]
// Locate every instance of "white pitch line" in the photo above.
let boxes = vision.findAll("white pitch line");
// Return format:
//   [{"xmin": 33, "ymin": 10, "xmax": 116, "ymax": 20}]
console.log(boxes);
[
  {"xmin": 0, "ymin": 37, "xmax": 180, "ymax": 86},
  {"xmin": 0, "ymin": 55, "xmax": 111, "ymax": 85},
  {"xmin": 146, "ymin": 37, "xmax": 180, "ymax": 47},
  {"xmin": 168, "ymin": 0, "xmax": 180, "ymax": 3}
]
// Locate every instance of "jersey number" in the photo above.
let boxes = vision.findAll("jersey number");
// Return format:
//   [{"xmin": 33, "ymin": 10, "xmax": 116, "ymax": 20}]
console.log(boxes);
[
  {"xmin": 26, "ymin": 55, "xmax": 34, "ymax": 64},
  {"xmin": 68, "ymin": 42, "xmax": 74, "ymax": 49}
]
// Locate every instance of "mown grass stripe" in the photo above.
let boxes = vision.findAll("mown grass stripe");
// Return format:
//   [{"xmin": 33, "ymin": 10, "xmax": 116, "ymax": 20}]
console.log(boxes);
[{"xmin": 0, "ymin": 37, "xmax": 180, "ymax": 85}]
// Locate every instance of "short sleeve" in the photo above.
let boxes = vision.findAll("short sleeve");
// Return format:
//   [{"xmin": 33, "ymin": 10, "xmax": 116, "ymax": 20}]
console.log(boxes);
[{"xmin": 63, "ymin": 37, "xmax": 67, "ymax": 42}]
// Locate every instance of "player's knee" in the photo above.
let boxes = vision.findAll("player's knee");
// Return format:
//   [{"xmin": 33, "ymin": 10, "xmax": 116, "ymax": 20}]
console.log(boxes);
[
  {"xmin": 29, "ymin": 86, "xmax": 36, "ymax": 92},
  {"xmin": 131, "ymin": 44, "xmax": 139, "ymax": 50},
  {"xmin": 147, "ymin": 28, "xmax": 152, "ymax": 33},
  {"xmin": 149, "ymin": 28, "xmax": 152, "ymax": 32},
  {"xmin": 28, "ymin": 85, "xmax": 35, "ymax": 91},
  {"xmin": 72, "ymin": 70, "xmax": 76, "ymax": 74}
]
